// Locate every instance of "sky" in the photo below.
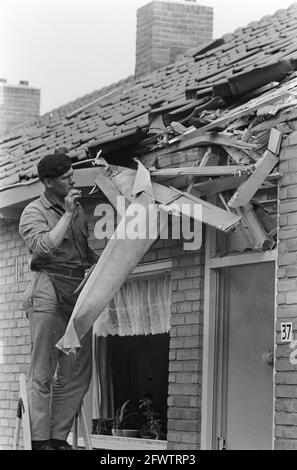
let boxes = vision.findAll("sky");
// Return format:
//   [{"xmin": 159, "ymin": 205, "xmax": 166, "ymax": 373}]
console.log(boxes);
[{"xmin": 0, "ymin": 0, "xmax": 296, "ymax": 114}]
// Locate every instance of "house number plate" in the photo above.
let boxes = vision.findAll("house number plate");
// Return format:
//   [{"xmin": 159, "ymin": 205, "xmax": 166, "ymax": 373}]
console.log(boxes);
[{"xmin": 280, "ymin": 322, "xmax": 293, "ymax": 343}]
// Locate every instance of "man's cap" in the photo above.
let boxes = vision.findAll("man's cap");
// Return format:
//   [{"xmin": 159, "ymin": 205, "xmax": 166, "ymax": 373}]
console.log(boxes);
[{"xmin": 37, "ymin": 153, "xmax": 72, "ymax": 180}]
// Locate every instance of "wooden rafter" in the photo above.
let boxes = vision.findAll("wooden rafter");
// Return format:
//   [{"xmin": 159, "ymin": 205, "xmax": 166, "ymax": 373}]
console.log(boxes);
[
  {"xmin": 191, "ymin": 174, "xmax": 248, "ymax": 197},
  {"xmin": 150, "ymin": 165, "xmax": 253, "ymax": 178},
  {"xmin": 228, "ymin": 150, "xmax": 278, "ymax": 209}
]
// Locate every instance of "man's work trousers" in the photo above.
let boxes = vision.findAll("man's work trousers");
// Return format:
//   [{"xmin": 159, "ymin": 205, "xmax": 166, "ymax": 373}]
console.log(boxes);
[{"xmin": 23, "ymin": 271, "xmax": 92, "ymax": 441}]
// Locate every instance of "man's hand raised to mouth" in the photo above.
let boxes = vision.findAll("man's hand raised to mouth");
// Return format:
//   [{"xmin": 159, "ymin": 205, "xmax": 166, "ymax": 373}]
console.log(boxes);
[{"xmin": 65, "ymin": 189, "xmax": 82, "ymax": 214}]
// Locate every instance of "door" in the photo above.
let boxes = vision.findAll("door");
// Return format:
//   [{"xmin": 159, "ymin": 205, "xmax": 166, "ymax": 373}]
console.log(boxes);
[{"xmin": 214, "ymin": 262, "xmax": 274, "ymax": 450}]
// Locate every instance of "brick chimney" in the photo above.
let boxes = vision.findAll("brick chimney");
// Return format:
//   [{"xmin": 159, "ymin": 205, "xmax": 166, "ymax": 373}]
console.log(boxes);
[
  {"xmin": 135, "ymin": 0, "xmax": 213, "ymax": 77},
  {"xmin": 0, "ymin": 80, "xmax": 40, "ymax": 136}
]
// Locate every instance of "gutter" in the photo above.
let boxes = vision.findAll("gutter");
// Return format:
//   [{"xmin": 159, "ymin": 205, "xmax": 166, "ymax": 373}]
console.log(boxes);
[{"xmin": 0, "ymin": 168, "xmax": 102, "ymax": 219}]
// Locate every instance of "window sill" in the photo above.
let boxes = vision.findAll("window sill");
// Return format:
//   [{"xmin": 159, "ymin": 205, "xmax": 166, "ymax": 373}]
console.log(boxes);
[{"xmin": 69, "ymin": 433, "xmax": 168, "ymax": 450}]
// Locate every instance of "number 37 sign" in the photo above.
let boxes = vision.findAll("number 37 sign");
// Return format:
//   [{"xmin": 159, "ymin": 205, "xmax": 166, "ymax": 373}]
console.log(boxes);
[
  {"xmin": 279, "ymin": 323, "xmax": 297, "ymax": 366},
  {"xmin": 281, "ymin": 322, "xmax": 293, "ymax": 343}
]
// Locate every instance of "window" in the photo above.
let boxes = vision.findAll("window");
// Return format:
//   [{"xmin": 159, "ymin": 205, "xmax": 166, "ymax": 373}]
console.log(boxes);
[{"xmin": 92, "ymin": 271, "xmax": 171, "ymax": 440}]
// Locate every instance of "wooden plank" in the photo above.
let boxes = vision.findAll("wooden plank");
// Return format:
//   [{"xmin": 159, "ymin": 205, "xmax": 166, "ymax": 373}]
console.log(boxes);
[
  {"xmin": 170, "ymin": 121, "xmax": 188, "ymax": 135},
  {"xmin": 267, "ymin": 172, "xmax": 282, "ymax": 181},
  {"xmin": 191, "ymin": 90, "xmax": 290, "ymax": 135},
  {"xmin": 228, "ymin": 150, "xmax": 278, "ymax": 209},
  {"xmin": 151, "ymin": 165, "xmax": 253, "ymax": 178},
  {"xmin": 234, "ymin": 203, "xmax": 275, "ymax": 251},
  {"xmin": 146, "ymin": 131, "xmax": 259, "ymax": 161},
  {"xmin": 223, "ymin": 145, "xmax": 253, "ymax": 165},
  {"xmin": 186, "ymin": 147, "xmax": 214, "ymax": 193},
  {"xmin": 199, "ymin": 148, "xmax": 213, "ymax": 167},
  {"xmin": 105, "ymin": 164, "xmax": 243, "ymax": 232},
  {"xmin": 191, "ymin": 174, "xmax": 248, "ymax": 197},
  {"xmin": 95, "ymin": 162, "xmax": 242, "ymax": 233},
  {"xmin": 268, "ymin": 128, "xmax": 283, "ymax": 155},
  {"xmin": 208, "ymin": 250, "xmax": 277, "ymax": 268},
  {"xmin": 170, "ymin": 130, "xmax": 259, "ymax": 149},
  {"xmin": 160, "ymin": 186, "xmax": 241, "ymax": 232}
]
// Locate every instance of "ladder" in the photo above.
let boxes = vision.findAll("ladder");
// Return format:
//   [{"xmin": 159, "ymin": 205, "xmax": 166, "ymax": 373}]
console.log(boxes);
[
  {"xmin": 13, "ymin": 374, "xmax": 31, "ymax": 450},
  {"xmin": 13, "ymin": 373, "xmax": 93, "ymax": 450}
]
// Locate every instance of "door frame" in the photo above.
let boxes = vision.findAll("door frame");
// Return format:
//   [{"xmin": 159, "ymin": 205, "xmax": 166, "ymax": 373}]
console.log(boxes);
[{"xmin": 201, "ymin": 226, "xmax": 277, "ymax": 449}]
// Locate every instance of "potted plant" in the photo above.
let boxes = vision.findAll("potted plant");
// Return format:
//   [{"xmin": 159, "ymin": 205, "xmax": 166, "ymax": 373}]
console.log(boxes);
[
  {"xmin": 112, "ymin": 400, "xmax": 142, "ymax": 438},
  {"xmin": 92, "ymin": 417, "xmax": 114, "ymax": 435},
  {"xmin": 139, "ymin": 397, "xmax": 162, "ymax": 440}
]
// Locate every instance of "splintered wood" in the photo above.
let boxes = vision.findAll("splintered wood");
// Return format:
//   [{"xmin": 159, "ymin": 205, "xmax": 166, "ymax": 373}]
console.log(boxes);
[
  {"xmin": 228, "ymin": 150, "xmax": 279, "ymax": 209},
  {"xmin": 268, "ymin": 128, "xmax": 283, "ymax": 155},
  {"xmin": 93, "ymin": 87, "xmax": 286, "ymax": 252},
  {"xmin": 150, "ymin": 165, "xmax": 253, "ymax": 178},
  {"xmin": 147, "ymin": 119, "xmax": 281, "ymax": 250},
  {"xmin": 234, "ymin": 203, "xmax": 275, "ymax": 251}
]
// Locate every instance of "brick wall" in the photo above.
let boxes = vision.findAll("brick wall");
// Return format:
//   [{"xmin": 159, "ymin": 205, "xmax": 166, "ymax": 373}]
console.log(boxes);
[
  {"xmin": 0, "ymin": 83, "xmax": 40, "ymax": 136},
  {"xmin": 167, "ymin": 248, "xmax": 203, "ymax": 450},
  {"xmin": 135, "ymin": 0, "xmax": 213, "ymax": 77},
  {"xmin": 0, "ymin": 219, "xmax": 31, "ymax": 449},
  {"xmin": 276, "ymin": 128, "xmax": 297, "ymax": 450}
]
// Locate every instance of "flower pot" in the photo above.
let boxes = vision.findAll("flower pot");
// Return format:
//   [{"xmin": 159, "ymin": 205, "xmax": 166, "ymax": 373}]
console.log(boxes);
[{"xmin": 121, "ymin": 429, "xmax": 139, "ymax": 438}]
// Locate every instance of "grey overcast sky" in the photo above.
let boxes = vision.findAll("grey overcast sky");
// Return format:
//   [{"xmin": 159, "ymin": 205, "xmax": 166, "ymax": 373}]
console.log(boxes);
[{"xmin": 0, "ymin": 0, "xmax": 295, "ymax": 114}]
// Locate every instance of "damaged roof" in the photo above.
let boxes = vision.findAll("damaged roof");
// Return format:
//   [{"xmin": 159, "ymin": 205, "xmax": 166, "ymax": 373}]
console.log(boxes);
[{"xmin": 1, "ymin": 3, "xmax": 297, "ymax": 191}]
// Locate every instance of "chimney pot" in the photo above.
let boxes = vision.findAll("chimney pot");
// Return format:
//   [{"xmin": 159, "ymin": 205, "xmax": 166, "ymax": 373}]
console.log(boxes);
[
  {"xmin": 19, "ymin": 80, "xmax": 29, "ymax": 86},
  {"xmin": 0, "ymin": 78, "xmax": 7, "ymax": 83}
]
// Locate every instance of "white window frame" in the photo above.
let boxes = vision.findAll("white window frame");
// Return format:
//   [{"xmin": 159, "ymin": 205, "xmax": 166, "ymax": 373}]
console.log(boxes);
[{"xmin": 86, "ymin": 259, "xmax": 173, "ymax": 450}]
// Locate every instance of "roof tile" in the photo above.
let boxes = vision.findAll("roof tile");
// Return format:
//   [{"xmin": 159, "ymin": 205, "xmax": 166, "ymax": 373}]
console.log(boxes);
[{"xmin": 2, "ymin": 3, "xmax": 297, "ymax": 190}]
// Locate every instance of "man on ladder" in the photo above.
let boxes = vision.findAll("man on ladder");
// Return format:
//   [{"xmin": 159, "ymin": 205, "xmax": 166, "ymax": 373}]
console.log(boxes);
[{"xmin": 18, "ymin": 152, "xmax": 98, "ymax": 450}]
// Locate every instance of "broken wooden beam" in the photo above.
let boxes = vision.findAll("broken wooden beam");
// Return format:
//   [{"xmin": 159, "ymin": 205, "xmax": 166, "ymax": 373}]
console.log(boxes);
[
  {"xmin": 235, "ymin": 203, "xmax": 275, "ymax": 251},
  {"xmin": 267, "ymin": 172, "xmax": 282, "ymax": 181},
  {"xmin": 170, "ymin": 121, "xmax": 188, "ymax": 135},
  {"xmin": 150, "ymin": 165, "xmax": 253, "ymax": 178},
  {"xmin": 169, "ymin": 130, "xmax": 259, "ymax": 149},
  {"xmin": 160, "ymin": 185, "xmax": 241, "ymax": 232},
  {"xmin": 191, "ymin": 174, "xmax": 248, "ymax": 197},
  {"xmin": 148, "ymin": 131, "xmax": 259, "ymax": 160},
  {"xmin": 96, "ymin": 161, "xmax": 241, "ymax": 234},
  {"xmin": 253, "ymin": 202, "xmax": 277, "ymax": 234},
  {"xmin": 191, "ymin": 89, "xmax": 291, "ymax": 135},
  {"xmin": 186, "ymin": 147, "xmax": 215, "ymax": 193},
  {"xmin": 223, "ymin": 145, "xmax": 254, "ymax": 165},
  {"xmin": 268, "ymin": 128, "xmax": 283, "ymax": 155},
  {"xmin": 228, "ymin": 150, "xmax": 278, "ymax": 209}
]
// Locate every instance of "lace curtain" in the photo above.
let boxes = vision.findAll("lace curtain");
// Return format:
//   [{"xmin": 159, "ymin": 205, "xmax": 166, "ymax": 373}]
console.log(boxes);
[
  {"xmin": 92, "ymin": 274, "xmax": 171, "ymax": 419},
  {"xmin": 93, "ymin": 274, "xmax": 171, "ymax": 337}
]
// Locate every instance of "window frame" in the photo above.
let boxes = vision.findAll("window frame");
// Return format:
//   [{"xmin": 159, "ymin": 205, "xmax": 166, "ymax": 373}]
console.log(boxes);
[{"xmin": 88, "ymin": 259, "xmax": 173, "ymax": 449}]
